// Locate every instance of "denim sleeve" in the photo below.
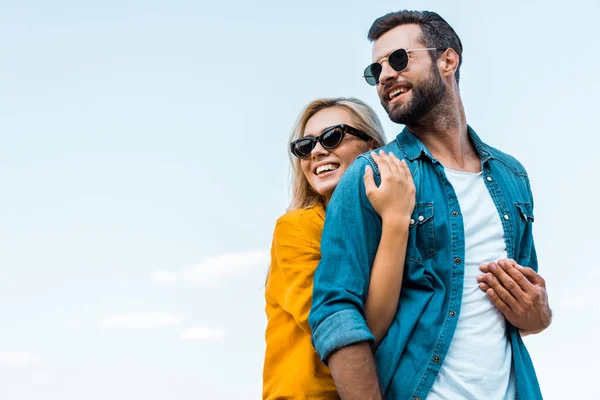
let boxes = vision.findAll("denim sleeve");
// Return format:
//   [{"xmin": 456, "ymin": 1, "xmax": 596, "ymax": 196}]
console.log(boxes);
[
  {"xmin": 308, "ymin": 156, "xmax": 382, "ymax": 363},
  {"xmin": 527, "ymin": 178, "xmax": 539, "ymax": 273}
]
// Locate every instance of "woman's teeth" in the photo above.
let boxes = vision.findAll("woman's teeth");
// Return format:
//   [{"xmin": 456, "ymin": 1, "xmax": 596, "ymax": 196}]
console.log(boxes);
[{"xmin": 316, "ymin": 164, "xmax": 339, "ymax": 175}]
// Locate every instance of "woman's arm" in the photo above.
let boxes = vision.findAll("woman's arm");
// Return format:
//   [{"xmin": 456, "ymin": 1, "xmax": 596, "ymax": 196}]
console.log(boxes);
[
  {"xmin": 363, "ymin": 151, "xmax": 415, "ymax": 346},
  {"xmin": 265, "ymin": 208, "xmax": 323, "ymax": 334}
]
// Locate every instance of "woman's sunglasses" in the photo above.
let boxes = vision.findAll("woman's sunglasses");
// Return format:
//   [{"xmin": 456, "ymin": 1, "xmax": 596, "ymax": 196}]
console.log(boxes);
[
  {"xmin": 363, "ymin": 47, "xmax": 439, "ymax": 86},
  {"xmin": 290, "ymin": 124, "xmax": 372, "ymax": 159}
]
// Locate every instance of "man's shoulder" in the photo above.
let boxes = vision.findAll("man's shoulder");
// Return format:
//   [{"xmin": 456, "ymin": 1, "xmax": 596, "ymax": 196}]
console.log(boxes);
[
  {"xmin": 486, "ymin": 144, "xmax": 529, "ymax": 177},
  {"xmin": 355, "ymin": 140, "xmax": 406, "ymax": 176},
  {"xmin": 360, "ymin": 140, "xmax": 403, "ymax": 161}
]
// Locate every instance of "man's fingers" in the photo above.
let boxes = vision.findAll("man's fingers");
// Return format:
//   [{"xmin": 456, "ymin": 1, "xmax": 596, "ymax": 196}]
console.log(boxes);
[
  {"xmin": 498, "ymin": 259, "xmax": 535, "ymax": 294},
  {"xmin": 484, "ymin": 272, "xmax": 520, "ymax": 310},
  {"xmin": 488, "ymin": 261, "xmax": 526, "ymax": 299},
  {"xmin": 486, "ymin": 289, "xmax": 512, "ymax": 316},
  {"xmin": 505, "ymin": 258, "xmax": 545, "ymax": 286},
  {"xmin": 514, "ymin": 263, "xmax": 545, "ymax": 286}
]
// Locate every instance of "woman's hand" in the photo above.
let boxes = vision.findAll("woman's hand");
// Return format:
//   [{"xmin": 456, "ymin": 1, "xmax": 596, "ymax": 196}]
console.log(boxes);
[{"xmin": 364, "ymin": 150, "xmax": 415, "ymax": 224}]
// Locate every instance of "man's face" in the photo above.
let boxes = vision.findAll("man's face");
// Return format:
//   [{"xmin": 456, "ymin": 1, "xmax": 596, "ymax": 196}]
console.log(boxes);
[{"xmin": 372, "ymin": 24, "xmax": 445, "ymax": 125}]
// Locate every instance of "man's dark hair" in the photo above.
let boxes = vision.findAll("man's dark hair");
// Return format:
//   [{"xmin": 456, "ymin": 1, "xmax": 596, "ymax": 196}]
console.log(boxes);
[{"xmin": 368, "ymin": 10, "xmax": 463, "ymax": 84}]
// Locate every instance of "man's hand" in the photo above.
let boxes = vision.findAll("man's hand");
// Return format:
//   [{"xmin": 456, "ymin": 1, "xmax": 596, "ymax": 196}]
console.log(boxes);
[{"xmin": 477, "ymin": 259, "xmax": 551, "ymax": 335}]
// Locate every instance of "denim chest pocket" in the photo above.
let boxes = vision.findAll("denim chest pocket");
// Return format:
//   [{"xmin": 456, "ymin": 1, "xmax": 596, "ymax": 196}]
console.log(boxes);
[
  {"xmin": 406, "ymin": 202, "xmax": 436, "ymax": 262},
  {"xmin": 515, "ymin": 202, "xmax": 535, "ymax": 259}
]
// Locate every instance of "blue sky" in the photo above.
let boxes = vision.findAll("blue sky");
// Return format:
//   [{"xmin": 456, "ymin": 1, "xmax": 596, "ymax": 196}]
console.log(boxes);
[{"xmin": 1, "ymin": 0, "xmax": 598, "ymax": 399}]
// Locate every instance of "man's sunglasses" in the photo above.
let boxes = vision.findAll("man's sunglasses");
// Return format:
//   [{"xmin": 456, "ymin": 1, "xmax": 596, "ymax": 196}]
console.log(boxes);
[
  {"xmin": 290, "ymin": 124, "xmax": 372, "ymax": 159},
  {"xmin": 363, "ymin": 48, "xmax": 439, "ymax": 86}
]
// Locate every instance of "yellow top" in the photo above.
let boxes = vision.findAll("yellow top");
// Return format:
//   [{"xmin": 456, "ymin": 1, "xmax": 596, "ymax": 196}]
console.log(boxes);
[{"xmin": 263, "ymin": 205, "xmax": 339, "ymax": 400}]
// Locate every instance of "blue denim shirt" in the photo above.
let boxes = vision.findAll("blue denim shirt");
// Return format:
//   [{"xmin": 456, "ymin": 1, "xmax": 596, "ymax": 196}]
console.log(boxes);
[{"xmin": 308, "ymin": 126, "xmax": 542, "ymax": 399}]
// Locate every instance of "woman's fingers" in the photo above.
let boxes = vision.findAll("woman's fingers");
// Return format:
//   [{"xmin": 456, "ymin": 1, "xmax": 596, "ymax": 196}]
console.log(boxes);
[
  {"xmin": 372, "ymin": 151, "xmax": 414, "ymax": 191},
  {"xmin": 371, "ymin": 151, "xmax": 393, "ymax": 181},
  {"xmin": 385, "ymin": 151, "xmax": 403, "ymax": 176},
  {"xmin": 363, "ymin": 165, "xmax": 376, "ymax": 197},
  {"xmin": 387, "ymin": 152, "xmax": 411, "ymax": 184}
]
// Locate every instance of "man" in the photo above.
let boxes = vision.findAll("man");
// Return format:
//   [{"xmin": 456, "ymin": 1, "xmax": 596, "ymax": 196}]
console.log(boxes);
[{"xmin": 308, "ymin": 10, "xmax": 551, "ymax": 400}]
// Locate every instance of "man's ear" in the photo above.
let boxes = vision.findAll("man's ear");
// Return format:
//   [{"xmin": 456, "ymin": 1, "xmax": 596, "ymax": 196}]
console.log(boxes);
[{"xmin": 438, "ymin": 48, "xmax": 459, "ymax": 79}]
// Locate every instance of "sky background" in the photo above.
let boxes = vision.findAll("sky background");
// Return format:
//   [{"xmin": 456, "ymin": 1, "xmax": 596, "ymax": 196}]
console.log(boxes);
[{"xmin": 1, "ymin": 0, "xmax": 598, "ymax": 399}]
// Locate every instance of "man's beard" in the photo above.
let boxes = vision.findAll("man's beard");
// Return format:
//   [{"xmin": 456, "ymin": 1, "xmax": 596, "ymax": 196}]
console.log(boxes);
[{"xmin": 383, "ymin": 66, "xmax": 446, "ymax": 126}]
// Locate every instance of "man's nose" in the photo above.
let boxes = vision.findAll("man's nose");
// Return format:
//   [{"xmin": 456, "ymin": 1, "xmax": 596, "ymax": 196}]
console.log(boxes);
[{"xmin": 378, "ymin": 60, "xmax": 398, "ymax": 86}]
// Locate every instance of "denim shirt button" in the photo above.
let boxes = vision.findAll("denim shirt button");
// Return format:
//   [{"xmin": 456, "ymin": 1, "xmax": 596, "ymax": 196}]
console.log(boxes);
[
  {"xmin": 454, "ymin": 258, "xmax": 461, "ymax": 264},
  {"xmin": 487, "ymin": 176, "xmax": 493, "ymax": 182},
  {"xmin": 414, "ymin": 397, "xmax": 421, "ymax": 400},
  {"xmin": 418, "ymin": 215, "xmax": 424, "ymax": 222},
  {"xmin": 433, "ymin": 355, "xmax": 441, "ymax": 362},
  {"xmin": 410, "ymin": 218, "xmax": 415, "ymax": 225},
  {"xmin": 504, "ymin": 214, "xmax": 510, "ymax": 220},
  {"xmin": 449, "ymin": 311, "xmax": 456, "ymax": 317},
  {"xmin": 451, "ymin": 211, "xmax": 458, "ymax": 216}
]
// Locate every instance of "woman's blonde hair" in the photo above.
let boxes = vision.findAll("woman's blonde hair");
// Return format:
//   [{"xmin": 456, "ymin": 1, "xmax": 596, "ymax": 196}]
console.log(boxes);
[{"xmin": 288, "ymin": 97, "xmax": 386, "ymax": 211}]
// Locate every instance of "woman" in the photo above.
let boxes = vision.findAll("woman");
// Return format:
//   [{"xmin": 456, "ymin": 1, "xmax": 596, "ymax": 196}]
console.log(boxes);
[{"xmin": 263, "ymin": 98, "xmax": 415, "ymax": 399}]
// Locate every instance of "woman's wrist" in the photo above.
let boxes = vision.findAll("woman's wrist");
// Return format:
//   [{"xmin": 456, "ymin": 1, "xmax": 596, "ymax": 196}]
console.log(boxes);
[{"xmin": 381, "ymin": 213, "xmax": 411, "ymax": 230}]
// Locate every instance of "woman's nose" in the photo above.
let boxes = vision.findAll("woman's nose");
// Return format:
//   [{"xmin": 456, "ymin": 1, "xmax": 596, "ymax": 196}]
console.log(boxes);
[{"xmin": 310, "ymin": 141, "xmax": 329, "ymax": 159}]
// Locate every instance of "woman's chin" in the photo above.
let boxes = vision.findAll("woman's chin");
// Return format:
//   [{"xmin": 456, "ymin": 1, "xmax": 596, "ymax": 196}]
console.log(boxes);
[{"xmin": 313, "ymin": 183, "xmax": 336, "ymax": 201}]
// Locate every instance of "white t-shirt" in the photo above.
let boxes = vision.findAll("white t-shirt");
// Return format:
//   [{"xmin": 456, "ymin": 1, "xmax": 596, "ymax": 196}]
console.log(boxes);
[{"xmin": 427, "ymin": 168, "xmax": 515, "ymax": 400}]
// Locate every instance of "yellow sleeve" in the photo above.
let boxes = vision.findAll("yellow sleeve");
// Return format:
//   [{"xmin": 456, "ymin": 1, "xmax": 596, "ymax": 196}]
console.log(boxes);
[{"xmin": 266, "ymin": 210, "xmax": 323, "ymax": 334}]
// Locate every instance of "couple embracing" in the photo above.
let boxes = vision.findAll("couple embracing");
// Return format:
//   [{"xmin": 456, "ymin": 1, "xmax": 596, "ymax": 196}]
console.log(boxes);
[{"xmin": 263, "ymin": 9, "xmax": 550, "ymax": 400}]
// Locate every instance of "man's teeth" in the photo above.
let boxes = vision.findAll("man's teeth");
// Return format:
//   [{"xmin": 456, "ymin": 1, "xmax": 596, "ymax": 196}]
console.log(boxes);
[
  {"xmin": 390, "ymin": 87, "xmax": 409, "ymax": 99},
  {"xmin": 316, "ymin": 164, "xmax": 339, "ymax": 175}
]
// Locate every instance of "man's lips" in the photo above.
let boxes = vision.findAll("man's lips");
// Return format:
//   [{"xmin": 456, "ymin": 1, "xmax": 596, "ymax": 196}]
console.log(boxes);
[
  {"xmin": 389, "ymin": 89, "xmax": 410, "ymax": 104},
  {"xmin": 384, "ymin": 83, "xmax": 412, "ymax": 104}
]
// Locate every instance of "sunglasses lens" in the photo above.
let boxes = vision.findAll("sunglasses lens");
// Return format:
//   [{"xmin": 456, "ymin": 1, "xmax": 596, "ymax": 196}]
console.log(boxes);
[
  {"xmin": 291, "ymin": 138, "xmax": 314, "ymax": 158},
  {"xmin": 321, "ymin": 127, "xmax": 344, "ymax": 149},
  {"xmin": 388, "ymin": 48, "xmax": 409, "ymax": 72},
  {"xmin": 363, "ymin": 63, "xmax": 381, "ymax": 86}
]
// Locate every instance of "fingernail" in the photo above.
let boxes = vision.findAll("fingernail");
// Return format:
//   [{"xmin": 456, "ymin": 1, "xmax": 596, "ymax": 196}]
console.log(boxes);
[
  {"xmin": 489, "ymin": 264, "xmax": 496, "ymax": 271},
  {"xmin": 487, "ymin": 289, "xmax": 494, "ymax": 297},
  {"xmin": 486, "ymin": 274, "xmax": 493, "ymax": 282},
  {"xmin": 479, "ymin": 283, "xmax": 486, "ymax": 289},
  {"xmin": 498, "ymin": 260, "xmax": 504, "ymax": 267},
  {"xmin": 365, "ymin": 165, "xmax": 371, "ymax": 172}
]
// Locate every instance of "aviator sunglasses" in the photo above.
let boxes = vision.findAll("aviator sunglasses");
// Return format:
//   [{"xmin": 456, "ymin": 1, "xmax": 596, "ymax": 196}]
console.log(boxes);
[
  {"xmin": 363, "ymin": 48, "xmax": 440, "ymax": 86},
  {"xmin": 290, "ymin": 124, "xmax": 372, "ymax": 159}
]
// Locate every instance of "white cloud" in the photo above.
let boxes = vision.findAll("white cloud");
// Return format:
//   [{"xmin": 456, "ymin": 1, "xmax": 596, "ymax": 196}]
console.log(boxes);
[
  {"xmin": 0, "ymin": 352, "xmax": 42, "ymax": 366},
  {"xmin": 180, "ymin": 327, "xmax": 225, "ymax": 341},
  {"xmin": 99, "ymin": 312, "xmax": 183, "ymax": 329},
  {"xmin": 151, "ymin": 249, "xmax": 269, "ymax": 286},
  {"xmin": 150, "ymin": 270, "xmax": 177, "ymax": 284}
]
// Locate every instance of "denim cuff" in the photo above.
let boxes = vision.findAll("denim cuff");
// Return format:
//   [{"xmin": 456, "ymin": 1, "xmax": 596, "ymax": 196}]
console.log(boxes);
[{"xmin": 312, "ymin": 308, "xmax": 375, "ymax": 365}]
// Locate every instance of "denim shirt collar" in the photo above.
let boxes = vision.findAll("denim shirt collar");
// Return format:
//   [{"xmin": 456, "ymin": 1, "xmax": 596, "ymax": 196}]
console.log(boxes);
[{"xmin": 394, "ymin": 125, "xmax": 493, "ymax": 164}]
